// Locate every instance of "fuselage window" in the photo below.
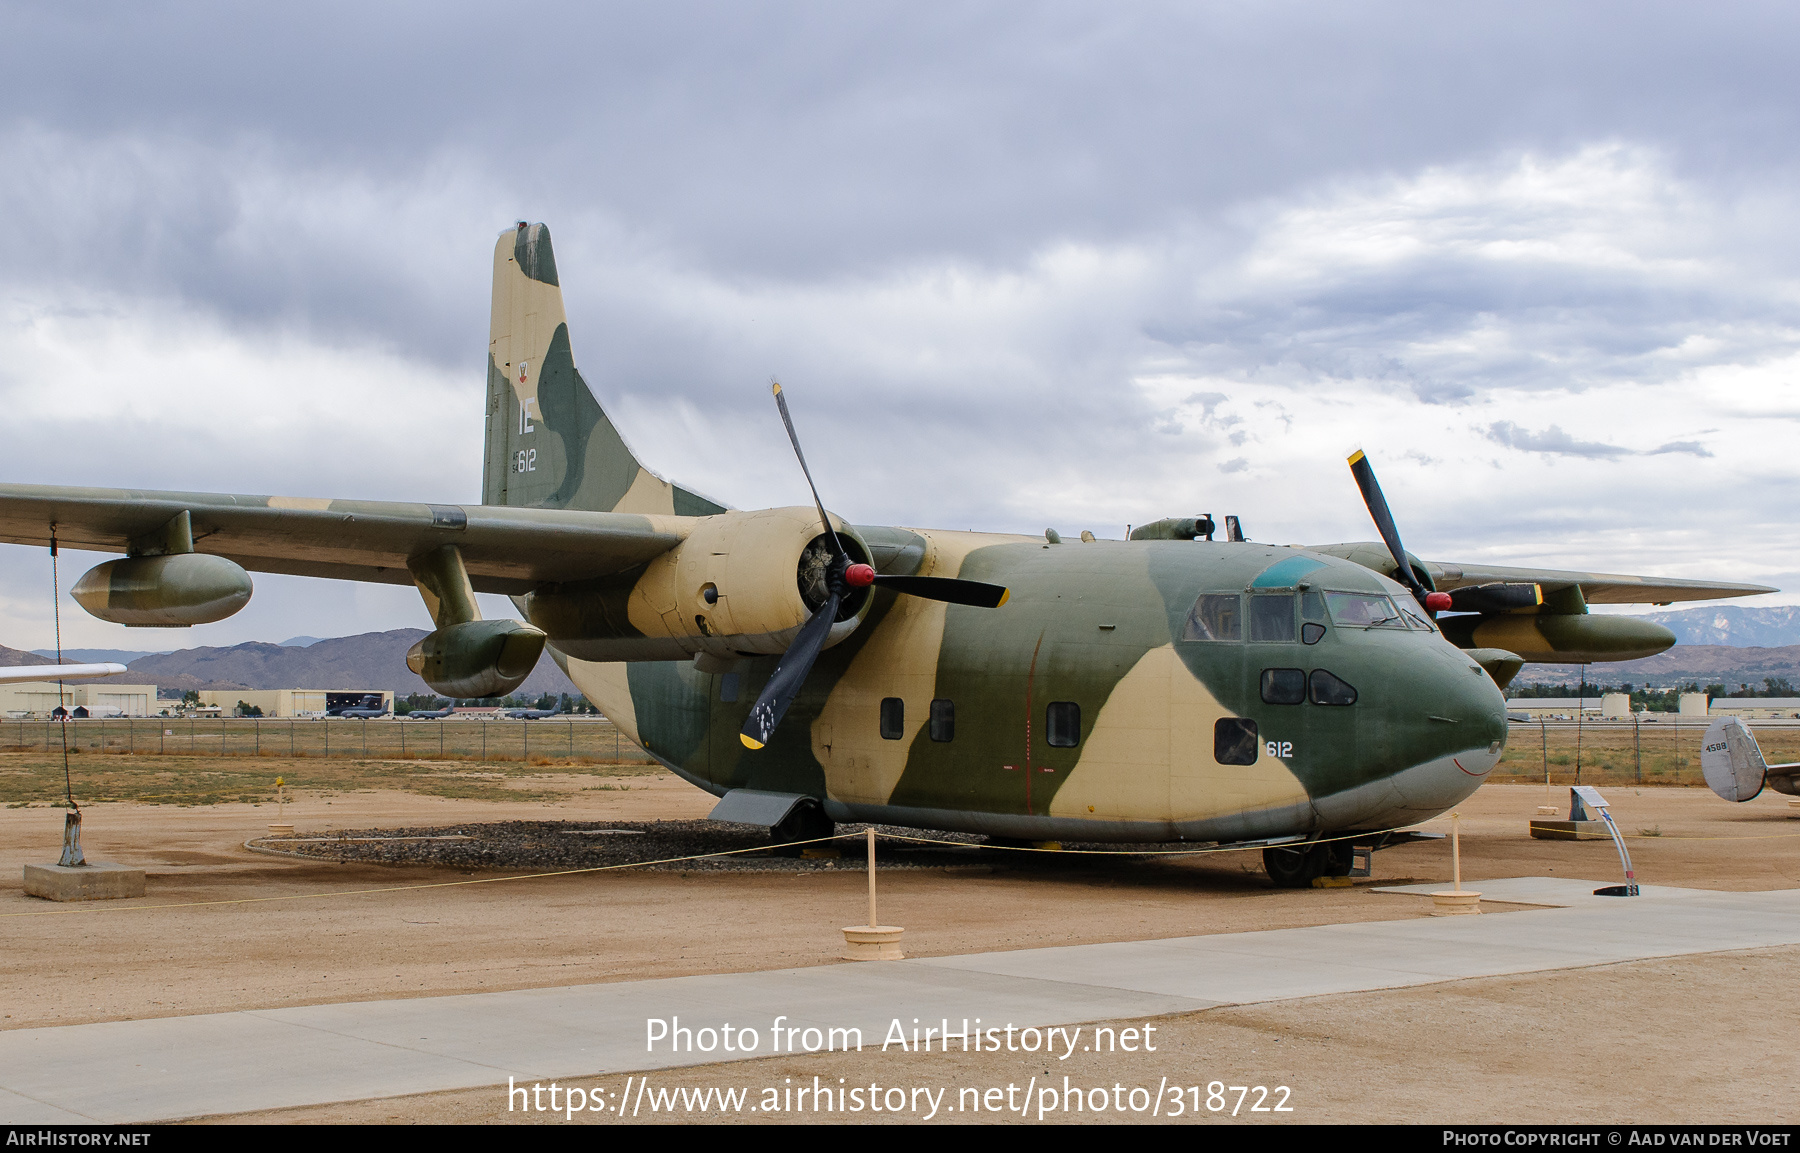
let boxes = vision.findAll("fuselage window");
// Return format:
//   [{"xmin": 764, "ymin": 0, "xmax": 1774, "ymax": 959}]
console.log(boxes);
[
  {"xmin": 719, "ymin": 673, "xmax": 739, "ymax": 702},
  {"xmin": 1301, "ymin": 623, "xmax": 1327, "ymax": 645},
  {"xmin": 930, "ymin": 698, "xmax": 955, "ymax": 742},
  {"xmin": 1324, "ymin": 592, "xmax": 1408, "ymax": 630},
  {"xmin": 1309, "ymin": 669, "xmax": 1358, "ymax": 706},
  {"xmin": 1182, "ymin": 594, "xmax": 1242, "ymax": 641},
  {"xmin": 1260, "ymin": 668, "xmax": 1306, "ymax": 705},
  {"xmin": 1248, "ymin": 593, "xmax": 1296, "ymax": 642},
  {"xmin": 879, "ymin": 697, "xmax": 905, "ymax": 740},
  {"xmin": 1214, "ymin": 717, "xmax": 1259, "ymax": 765},
  {"xmin": 1046, "ymin": 701, "xmax": 1081, "ymax": 747}
]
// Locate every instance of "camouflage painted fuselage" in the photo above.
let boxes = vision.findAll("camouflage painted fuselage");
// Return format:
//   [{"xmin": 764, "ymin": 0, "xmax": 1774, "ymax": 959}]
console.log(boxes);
[{"xmin": 555, "ymin": 530, "xmax": 1508, "ymax": 842}]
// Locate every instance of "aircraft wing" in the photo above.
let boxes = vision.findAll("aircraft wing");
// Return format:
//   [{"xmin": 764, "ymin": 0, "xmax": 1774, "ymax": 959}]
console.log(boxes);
[
  {"xmin": 0, "ymin": 485, "xmax": 685, "ymax": 594},
  {"xmin": 1427, "ymin": 562, "xmax": 1775, "ymax": 605},
  {"xmin": 0, "ymin": 662, "xmax": 127, "ymax": 683}
]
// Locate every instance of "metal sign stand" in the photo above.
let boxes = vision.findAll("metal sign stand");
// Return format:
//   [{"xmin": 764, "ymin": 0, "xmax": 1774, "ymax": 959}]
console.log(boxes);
[{"xmin": 1571, "ymin": 786, "xmax": 1639, "ymax": 896}]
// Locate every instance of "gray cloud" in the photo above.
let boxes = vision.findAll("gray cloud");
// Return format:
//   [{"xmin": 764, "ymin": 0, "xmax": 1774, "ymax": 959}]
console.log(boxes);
[
  {"xmin": 1484, "ymin": 421, "xmax": 1715, "ymax": 459},
  {"xmin": 0, "ymin": 3, "xmax": 1797, "ymax": 645},
  {"xmin": 1485, "ymin": 422, "xmax": 1632, "ymax": 458}
]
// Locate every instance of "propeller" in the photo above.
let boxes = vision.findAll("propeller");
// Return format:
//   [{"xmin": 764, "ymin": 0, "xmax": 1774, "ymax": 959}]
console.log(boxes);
[
  {"xmin": 739, "ymin": 383, "xmax": 1009, "ymax": 750},
  {"xmin": 1346, "ymin": 449, "xmax": 1540, "ymax": 616},
  {"xmin": 1346, "ymin": 448, "xmax": 1445, "ymax": 612}
]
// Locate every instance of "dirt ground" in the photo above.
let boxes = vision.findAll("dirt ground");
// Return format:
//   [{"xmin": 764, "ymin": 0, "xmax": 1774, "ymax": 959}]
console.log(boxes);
[{"xmin": 2, "ymin": 769, "xmax": 1797, "ymax": 1124}]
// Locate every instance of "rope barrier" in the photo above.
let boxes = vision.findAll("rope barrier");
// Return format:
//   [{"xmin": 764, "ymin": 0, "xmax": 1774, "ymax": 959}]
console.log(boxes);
[{"xmin": 8, "ymin": 814, "xmax": 1796, "ymax": 919}]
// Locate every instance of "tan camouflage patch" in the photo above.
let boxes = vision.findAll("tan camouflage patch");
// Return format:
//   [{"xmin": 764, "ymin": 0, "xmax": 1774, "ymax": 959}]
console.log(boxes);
[{"xmin": 1049, "ymin": 644, "xmax": 1308, "ymax": 823}]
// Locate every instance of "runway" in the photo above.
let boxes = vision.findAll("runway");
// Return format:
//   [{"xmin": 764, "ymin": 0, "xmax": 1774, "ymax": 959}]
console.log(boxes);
[{"xmin": 5, "ymin": 879, "xmax": 1797, "ymax": 1123}]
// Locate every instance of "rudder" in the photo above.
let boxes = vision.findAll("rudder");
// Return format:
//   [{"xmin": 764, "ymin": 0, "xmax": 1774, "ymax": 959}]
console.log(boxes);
[{"xmin": 482, "ymin": 222, "xmax": 726, "ymax": 516}]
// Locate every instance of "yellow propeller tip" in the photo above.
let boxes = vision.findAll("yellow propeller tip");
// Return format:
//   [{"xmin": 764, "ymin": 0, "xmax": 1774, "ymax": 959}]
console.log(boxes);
[
  {"xmin": 739, "ymin": 734, "xmax": 764, "ymax": 750},
  {"xmin": 770, "ymin": 381, "xmax": 782, "ymax": 396},
  {"xmin": 996, "ymin": 589, "xmax": 1010, "ymax": 607},
  {"xmin": 1347, "ymin": 449, "xmax": 1365, "ymax": 465}
]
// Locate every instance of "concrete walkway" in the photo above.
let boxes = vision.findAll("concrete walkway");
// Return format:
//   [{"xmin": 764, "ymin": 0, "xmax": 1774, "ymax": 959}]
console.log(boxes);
[{"xmin": 4, "ymin": 880, "xmax": 1797, "ymax": 1123}]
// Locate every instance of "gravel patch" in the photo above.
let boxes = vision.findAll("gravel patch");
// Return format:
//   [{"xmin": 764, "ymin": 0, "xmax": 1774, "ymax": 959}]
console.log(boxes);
[
  {"xmin": 244, "ymin": 819, "xmax": 1220, "ymax": 873},
  {"xmin": 247, "ymin": 819, "xmax": 1002, "ymax": 872}
]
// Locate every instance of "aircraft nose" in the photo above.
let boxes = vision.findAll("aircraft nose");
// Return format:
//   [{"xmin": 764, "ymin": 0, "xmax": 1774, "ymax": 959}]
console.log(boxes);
[{"xmin": 1390, "ymin": 644, "xmax": 1510, "ymax": 813}]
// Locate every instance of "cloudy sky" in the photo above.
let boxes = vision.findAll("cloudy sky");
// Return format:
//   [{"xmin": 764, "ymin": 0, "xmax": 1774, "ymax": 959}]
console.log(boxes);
[{"xmin": 2, "ymin": 2, "xmax": 1798, "ymax": 651}]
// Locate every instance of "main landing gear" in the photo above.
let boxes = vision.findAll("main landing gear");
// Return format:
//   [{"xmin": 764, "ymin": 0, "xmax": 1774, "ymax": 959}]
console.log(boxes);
[{"xmin": 1261, "ymin": 840, "xmax": 1354, "ymax": 888}]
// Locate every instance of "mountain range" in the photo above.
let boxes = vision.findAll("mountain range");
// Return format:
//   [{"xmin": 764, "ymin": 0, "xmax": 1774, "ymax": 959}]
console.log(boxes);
[
  {"xmin": 9, "ymin": 603, "xmax": 1800, "ymax": 698},
  {"xmin": 1620, "ymin": 605, "xmax": 1800, "ymax": 647},
  {"xmin": 11, "ymin": 630, "xmax": 579, "ymax": 699}
]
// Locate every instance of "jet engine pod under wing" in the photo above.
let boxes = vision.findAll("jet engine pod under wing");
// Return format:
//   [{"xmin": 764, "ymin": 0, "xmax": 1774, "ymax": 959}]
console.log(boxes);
[
  {"xmin": 71, "ymin": 553, "xmax": 253, "ymax": 627},
  {"xmin": 406, "ymin": 619, "xmax": 547, "ymax": 698}
]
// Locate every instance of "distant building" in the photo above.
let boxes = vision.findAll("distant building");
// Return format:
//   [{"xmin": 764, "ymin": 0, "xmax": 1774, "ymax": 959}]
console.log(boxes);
[
  {"xmin": 0, "ymin": 681, "xmax": 158, "ymax": 718},
  {"xmin": 1505, "ymin": 698, "xmax": 1603, "ymax": 718},
  {"xmin": 197, "ymin": 689, "xmax": 394, "ymax": 717},
  {"xmin": 1707, "ymin": 697, "xmax": 1800, "ymax": 720}
]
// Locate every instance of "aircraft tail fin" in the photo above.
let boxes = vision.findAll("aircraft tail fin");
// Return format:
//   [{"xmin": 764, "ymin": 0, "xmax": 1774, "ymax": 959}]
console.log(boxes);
[{"xmin": 482, "ymin": 222, "xmax": 727, "ymax": 516}]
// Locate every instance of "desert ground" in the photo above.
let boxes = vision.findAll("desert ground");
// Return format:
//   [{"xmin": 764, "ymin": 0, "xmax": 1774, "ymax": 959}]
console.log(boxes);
[{"xmin": 2, "ymin": 727, "xmax": 1796, "ymax": 1124}]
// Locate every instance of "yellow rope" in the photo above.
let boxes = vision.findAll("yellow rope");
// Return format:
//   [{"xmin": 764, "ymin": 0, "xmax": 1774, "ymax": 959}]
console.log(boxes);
[
  {"xmin": 9, "ymin": 817, "xmax": 1796, "ymax": 919},
  {"xmin": 0, "ymin": 832, "xmax": 850, "ymax": 918}
]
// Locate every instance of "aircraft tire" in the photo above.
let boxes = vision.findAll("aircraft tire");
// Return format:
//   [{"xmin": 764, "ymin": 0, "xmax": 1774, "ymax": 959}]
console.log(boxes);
[
  {"xmin": 1262, "ymin": 843, "xmax": 1328, "ymax": 888},
  {"xmin": 769, "ymin": 800, "xmax": 835, "ymax": 856}
]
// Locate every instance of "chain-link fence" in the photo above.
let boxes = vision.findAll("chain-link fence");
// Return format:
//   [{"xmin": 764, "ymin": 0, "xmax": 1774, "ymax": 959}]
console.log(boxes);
[
  {"xmin": 1, "ymin": 716, "xmax": 658, "ymax": 765},
  {"xmin": 1495, "ymin": 717, "xmax": 1800, "ymax": 787}
]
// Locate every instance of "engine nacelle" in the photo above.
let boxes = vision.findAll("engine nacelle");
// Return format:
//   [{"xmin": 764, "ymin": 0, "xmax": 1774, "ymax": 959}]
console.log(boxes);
[
  {"xmin": 71, "ymin": 554, "xmax": 253, "ymax": 627},
  {"xmin": 523, "ymin": 506, "xmax": 875, "ymax": 663},
  {"xmin": 1438, "ymin": 613, "xmax": 1676, "ymax": 664},
  {"xmin": 405, "ymin": 619, "xmax": 547, "ymax": 698}
]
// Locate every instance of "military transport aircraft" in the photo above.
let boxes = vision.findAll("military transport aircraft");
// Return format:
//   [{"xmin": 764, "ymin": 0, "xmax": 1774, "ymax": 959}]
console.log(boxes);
[
  {"xmin": 1699, "ymin": 716, "xmax": 1800, "ymax": 803},
  {"xmin": 501, "ymin": 702, "xmax": 564, "ymax": 720},
  {"xmin": 0, "ymin": 223, "xmax": 1771, "ymax": 885}
]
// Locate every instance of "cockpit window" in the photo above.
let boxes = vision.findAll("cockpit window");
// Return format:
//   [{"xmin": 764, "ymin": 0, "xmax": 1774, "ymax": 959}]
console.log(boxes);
[
  {"xmin": 1182, "ymin": 594, "xmax": 1242, "ymax": 641},
  {"xmin": 1300, "ymin": 590, "xmax": 1328, "ymax": 622},
  {"xmin": 1248, "ymin": 594, "xmax": 1296, "ymax": 643},
  {"xmin": 1324, "ymin": 592, "xmax": 1408, "ymax": 630},
  {"xmin": 1309, "ymin": 669, "xmax": 1358, "ymax": 706}
]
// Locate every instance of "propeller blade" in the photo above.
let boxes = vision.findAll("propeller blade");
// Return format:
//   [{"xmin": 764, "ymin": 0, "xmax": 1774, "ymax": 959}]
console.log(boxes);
[
  {"xmin": 771, "ymin": 381, "xmax": 845, "ymax": 560},
  {"xmin": 1346, "ymin": 448, "xmax": 1429, "ymax": 603},
  {"xmin": 872, "ymin": 574, "xmax": 1010, "ymax": 608},
  {"xmin": 1446, "ymin": 582, "xmax": 1543, "ymax": 614},
  {"xmin": 740, "ymin": 592, "xmax": 840, "ymax": 750}
]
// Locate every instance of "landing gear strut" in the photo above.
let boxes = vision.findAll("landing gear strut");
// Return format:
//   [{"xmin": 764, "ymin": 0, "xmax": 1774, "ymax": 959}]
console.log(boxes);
[
  {"xmin": 1261, "ymin": 840, "xmax": 1353, "ymax": 888},
  {"xmin": 769, "ymin": 799, "xmax": 835, "ymax": 855}
]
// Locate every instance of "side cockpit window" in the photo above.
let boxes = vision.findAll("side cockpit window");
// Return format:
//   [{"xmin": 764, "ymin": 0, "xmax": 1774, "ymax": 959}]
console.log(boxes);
[
  {"xmin": 1182, "ymin": 594, "xmax": 1242, "ymax": 641},
  {"xmin": 1309, "ymin": 670, "xmax": 1358, "ymax": 706},
  {"xmin": 1260, "ymin": 668, "xmax": 1306, "ymax": 704},
  {"xmin": 1248, "ymin": 593, "xmax": 1296, "ymax": 642}
]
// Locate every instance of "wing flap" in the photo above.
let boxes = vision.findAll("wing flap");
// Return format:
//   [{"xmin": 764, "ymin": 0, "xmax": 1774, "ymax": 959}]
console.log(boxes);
[{"xmin": 0, "ymin": 485, "xmax": 685, "ymax": 594}]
